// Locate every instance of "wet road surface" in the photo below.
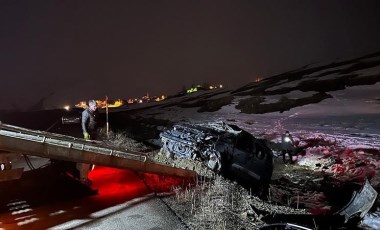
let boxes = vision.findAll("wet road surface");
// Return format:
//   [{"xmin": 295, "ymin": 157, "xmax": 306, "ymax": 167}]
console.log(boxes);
[{"xmin": 0, "ymin": 157, "xmax": 187, "ymax": 230}]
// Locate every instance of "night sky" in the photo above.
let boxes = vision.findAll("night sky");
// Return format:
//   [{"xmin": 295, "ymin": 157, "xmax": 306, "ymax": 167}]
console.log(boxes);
[{"xmin": 1, "ymin": 0, "xmax": 380, "ymax": 110}]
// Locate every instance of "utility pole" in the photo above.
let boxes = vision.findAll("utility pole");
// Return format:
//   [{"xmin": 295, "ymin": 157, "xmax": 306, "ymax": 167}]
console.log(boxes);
[{"xmin": 106, "ymin": 95, "xmax": 109, "ymax": 136}]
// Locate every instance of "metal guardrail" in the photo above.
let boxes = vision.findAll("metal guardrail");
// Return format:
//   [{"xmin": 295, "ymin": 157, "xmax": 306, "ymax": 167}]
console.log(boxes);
[
  {"xmin": 0, "ymin": 124, "xmax": 146, "ymax": 162},
  {"xmin": 0, "ymin": 122, "xmax": 196, "ymax": 178}
]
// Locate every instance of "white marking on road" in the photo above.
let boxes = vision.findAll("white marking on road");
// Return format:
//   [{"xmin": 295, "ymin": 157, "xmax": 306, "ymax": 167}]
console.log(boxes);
[
  {"xmin": 9, "ymin": 204, "xmax": 30, "ymax": 211},
  {"xmin": 17, "ymin": 217, "xmax": 39, "ymax": 226},
  {"xmin": 49, "ymin": 210, "xmax": 66, "ymax": 216},
  {"xmin": 15, "ymin": 214, "xmax": 36, "ymax": 221},
  {"xmin": 11, "ymin": 208, "xmax": 32, "ymax": 215},
  {"xmin": 7, "ymin": 200, "xmax": 27, "ymax": 207}
]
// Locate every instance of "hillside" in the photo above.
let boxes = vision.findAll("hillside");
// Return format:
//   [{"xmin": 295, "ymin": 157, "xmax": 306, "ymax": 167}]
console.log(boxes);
[
  {"xmin": 110, "ymin": 51, "xmax": 380, "ymax": 142},
  {"xmin": 106, "ymin": 52, "xmax": 380, "ymax": 229}
]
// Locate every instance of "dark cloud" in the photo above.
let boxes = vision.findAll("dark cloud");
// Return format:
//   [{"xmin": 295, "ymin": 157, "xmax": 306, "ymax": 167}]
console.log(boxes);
[{"xmin": 1, "ymin": 0, "xmax": 380, "ymax": 110}]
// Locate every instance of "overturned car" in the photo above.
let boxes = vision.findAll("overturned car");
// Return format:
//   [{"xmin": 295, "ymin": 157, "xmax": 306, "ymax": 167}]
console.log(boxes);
[{"xmin": 159, "ymin": 121, "xmax": 274, "ymax": 188}]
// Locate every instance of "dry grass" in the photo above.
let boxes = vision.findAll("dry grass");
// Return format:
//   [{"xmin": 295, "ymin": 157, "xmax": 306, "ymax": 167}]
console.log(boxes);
[
  {"xmin": 100, "ymin": 129, "xmax": 152, "ymax": 152},
  {"xmin": 163, "ymin": 174, "xmax": 308, "ymax": 229},
  {"xmin": 152, "ymin": 149, "xmax": 216, "ymax": 178},
  {"xmin": 102, "ymin": 131, "xmax": 308, "ymax": 229},
  {"xmin": 165, "ymin": 175, "xmax": 264, "ymax": 230}
]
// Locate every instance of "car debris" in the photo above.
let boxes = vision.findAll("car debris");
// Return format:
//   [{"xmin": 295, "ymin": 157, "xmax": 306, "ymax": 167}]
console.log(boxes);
[
  {"xmin": 259, "ymin": 178, "xmax": 378, "ymax": 229},
  {"xmin": 159, "ymin": 121, "xmax": 274, "ymax": 186},
  {"xmin": 336, "ymin": 178, "xmax": 378, "ymax": 223}
]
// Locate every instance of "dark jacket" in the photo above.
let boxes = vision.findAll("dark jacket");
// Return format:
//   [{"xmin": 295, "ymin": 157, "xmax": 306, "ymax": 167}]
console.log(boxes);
[{"xmin": 81, "ymin": 108, "xmax": 97, "ymax": 133}]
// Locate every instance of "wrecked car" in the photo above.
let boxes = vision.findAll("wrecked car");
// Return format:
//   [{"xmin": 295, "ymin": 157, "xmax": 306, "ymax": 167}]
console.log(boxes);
[{"xmin": 159, "ymin": 121, "xmax": 274, "ymax": 187}]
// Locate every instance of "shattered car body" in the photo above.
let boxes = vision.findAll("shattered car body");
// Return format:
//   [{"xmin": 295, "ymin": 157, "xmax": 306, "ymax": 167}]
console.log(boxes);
[
  {"xmin": 260, "ymin": 179, "xmax": 378, "ymax": 229},
  {"xmin": 159, "ymin": 121, "xmax": 274, "ymax": 185},
  {"xmin": 337, "ymin": 178, "xmax": 378, "ymax": 223}
]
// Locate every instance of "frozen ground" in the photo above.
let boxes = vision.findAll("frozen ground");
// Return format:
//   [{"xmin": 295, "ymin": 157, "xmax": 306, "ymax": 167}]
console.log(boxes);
[
  {"xmin": 121, "ymin": 96, "xmax": 379, "ymax": 229},
  {"xmin": 116, "ymin": 55, "xmax": 380, "ymax": 229}
]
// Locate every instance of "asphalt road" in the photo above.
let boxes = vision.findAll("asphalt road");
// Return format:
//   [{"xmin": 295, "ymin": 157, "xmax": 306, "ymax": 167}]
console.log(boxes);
[{"xmin": 0, "ymin": 157, "xmax": 187, "ymax": 230}]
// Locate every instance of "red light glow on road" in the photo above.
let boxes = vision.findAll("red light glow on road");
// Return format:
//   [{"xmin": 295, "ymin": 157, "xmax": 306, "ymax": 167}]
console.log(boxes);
[{"xmin": 88, "ymin": 166, "xmax": 195, "ymax": 200}]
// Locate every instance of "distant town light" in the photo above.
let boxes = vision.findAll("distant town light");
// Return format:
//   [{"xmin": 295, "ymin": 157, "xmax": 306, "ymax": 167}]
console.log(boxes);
[
  {"xmin": 219, "ymin": 84, "xmax": 223, "ymax": 88},
  {"xmin": 75, "ymin": 99, "xmax": 124, "ymax": 108},
  {"xmin": 187, "ymin": 87, "xmax": 198, "ymax": 93},
  {"xmin": 64, "ymin": 105, "xmax": 70, "ymax": 111}
]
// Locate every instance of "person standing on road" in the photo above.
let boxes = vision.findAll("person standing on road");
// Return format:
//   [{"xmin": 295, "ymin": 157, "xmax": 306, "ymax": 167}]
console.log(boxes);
[
  {"xmin": 281, "ymin": 130, "xmax": 295, "ymax": 164},
  {"xmin": 78, "ymin": 99, "xmax": 98, "ymax": 185}
]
